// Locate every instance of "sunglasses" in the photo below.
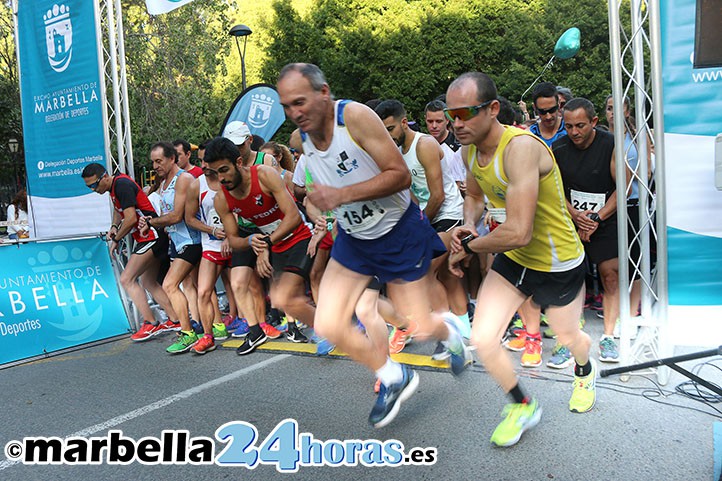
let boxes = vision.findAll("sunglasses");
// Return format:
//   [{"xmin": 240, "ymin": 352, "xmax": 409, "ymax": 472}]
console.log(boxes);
[
  {"xmin": 86, "ymin": 173, "xmax": 106, "ymax": 191},
  {"xmin": 443, "ymin": 99, "xmax": 495, "ymax": 122},
  {"xmin": 535, "ymin": 104, "xmax": 559, "ymax": 116}
]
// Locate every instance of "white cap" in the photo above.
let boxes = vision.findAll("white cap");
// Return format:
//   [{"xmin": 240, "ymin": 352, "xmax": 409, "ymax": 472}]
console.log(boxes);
[{"xmin": 222, "ymin": 120, "xmax": 251, "ymax": 145}]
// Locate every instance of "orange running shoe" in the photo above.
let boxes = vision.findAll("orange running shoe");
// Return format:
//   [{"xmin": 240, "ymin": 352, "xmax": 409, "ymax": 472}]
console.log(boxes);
[
  {"xmin": 190, "ymin": 335, "xmax": 216, "ymax": 355},
  {"xmin": 260, "ymin": 322, "xmax": 282, "ymax": 339}
]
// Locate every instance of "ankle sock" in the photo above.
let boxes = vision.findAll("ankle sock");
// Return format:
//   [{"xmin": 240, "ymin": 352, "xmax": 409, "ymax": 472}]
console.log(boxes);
[
  {"xmin": 575, "ymin": 361, "xmax": 592, "ymax": 377},
  {"xmin": 509, "ymin": 384, "xmax": 529, "ymax": 404},
  {"xmin": 376, "ymin": 358, "xmax": 404, "ymax": 387}
]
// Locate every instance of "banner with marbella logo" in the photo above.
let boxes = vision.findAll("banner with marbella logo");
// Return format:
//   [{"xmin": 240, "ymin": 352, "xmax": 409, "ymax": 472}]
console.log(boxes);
[
  {"xmin": 145, "ymin": 0, "xmax": 196, "ymax": 15},
  {"xmin": 660, "ymin": 0, "xmax": 722, "ymax": 344},
  {"xmin": 220, "ymin": 84, "xmax": 287, "ymax": 143},
  {"xmin": 16, "ymin": 0, "xmax": 111, "ymax": 238},
  {"xmin": 0, "ymin": 237, "xmax": 129, "ymax": 366}
]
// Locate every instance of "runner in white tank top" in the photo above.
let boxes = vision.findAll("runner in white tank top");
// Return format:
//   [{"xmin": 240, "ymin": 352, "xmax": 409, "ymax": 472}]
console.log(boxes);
[{"xmin": 278, "ymin": 63, "xmax": 471, "ymax": 430}]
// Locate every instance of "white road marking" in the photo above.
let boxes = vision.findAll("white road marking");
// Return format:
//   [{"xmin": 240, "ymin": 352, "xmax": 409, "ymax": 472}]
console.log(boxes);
[{"xmin": 0, "ymin": 354, "xmax": 290, "ymax": 470}]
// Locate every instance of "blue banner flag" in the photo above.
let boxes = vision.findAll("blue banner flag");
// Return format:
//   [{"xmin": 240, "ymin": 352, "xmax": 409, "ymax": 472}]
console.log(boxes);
[
  {"xmin": 220, "ymin": 84, "xmax": 287, "ymax": 143},
  {"xmin": 0, "ymin": 237, "xmax": 130, "ymax": 365},
  {"xmin": 17, "ymin": 1, "xmax": 111, "ymax": 237}
]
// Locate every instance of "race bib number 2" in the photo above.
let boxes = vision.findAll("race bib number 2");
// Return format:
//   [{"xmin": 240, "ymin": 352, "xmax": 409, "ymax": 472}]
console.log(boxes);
[{"xmin": 570, "ymin": 189, "xmax": 606, "ymax": 213}]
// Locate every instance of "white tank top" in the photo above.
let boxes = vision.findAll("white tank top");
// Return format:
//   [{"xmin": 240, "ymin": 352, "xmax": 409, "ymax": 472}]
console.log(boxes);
[
  {"xmin": 198, "ymin": 175, "xmax": 223, "ymax": 252},
  {"xmin": 301, "ymin": 100, "xmax": 410, "ymax": 239},
  {"xmin": 402, "ymin": 131, "xmax": 464, "ymax": 223}
]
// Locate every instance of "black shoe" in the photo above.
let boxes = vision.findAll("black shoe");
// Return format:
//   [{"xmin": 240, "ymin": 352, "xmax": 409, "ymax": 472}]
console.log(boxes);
[
  {"xmin": 285, "ymin": 324, "xmax": 308, "ymax": 343},
  {"xmin": 369, "ymin": 365, "xmax": 419, "ymax": 428},
  {"xmin": 236, "ymin": 329, "xmax": 268, "ymax": 355}
]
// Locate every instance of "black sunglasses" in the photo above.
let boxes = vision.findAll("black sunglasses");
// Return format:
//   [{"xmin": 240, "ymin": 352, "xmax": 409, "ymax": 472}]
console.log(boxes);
[
  {"xmin": 535, "ymin": 104, "xmax": 560, "ymax": 116},
  {"xmin": 86, "ymin": 173, "xmax": 106, "ymax": 191}
]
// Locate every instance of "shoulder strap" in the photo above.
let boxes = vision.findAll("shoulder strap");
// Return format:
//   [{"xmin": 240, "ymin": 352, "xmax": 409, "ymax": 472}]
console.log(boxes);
[{"xmin": 336, "ymin": 99, "xmax": 352, "ymax": 126}]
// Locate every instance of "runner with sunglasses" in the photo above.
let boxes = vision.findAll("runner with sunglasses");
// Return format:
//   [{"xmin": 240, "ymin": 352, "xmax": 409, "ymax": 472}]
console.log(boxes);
[
  {"xmin": 446, "ymin": 72, "xmax": 595, "ymax": 447},
  {"xmin": 529, "ymin": 82, "xmax": 567, "ymax": 147}
]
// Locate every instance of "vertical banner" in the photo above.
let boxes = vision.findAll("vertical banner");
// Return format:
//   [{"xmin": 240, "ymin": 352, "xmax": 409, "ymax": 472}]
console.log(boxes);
[
  {"xmin": 0, "ymin": 237, "xmax": 130, "ymax": 365},
  {"xmin": 220, "ymin": 84, "xmax": 287, "ymax": 143},
  {"xmin": 660, "ymin": 0, "xmax": 722, "ymax": 343},
  {"xmin": 16, "ymin": 1, "xmax": 111, "ymax": 238}
]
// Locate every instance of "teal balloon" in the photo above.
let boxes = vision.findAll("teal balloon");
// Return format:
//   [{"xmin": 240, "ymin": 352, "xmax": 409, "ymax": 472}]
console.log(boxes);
[{"xmin": 554, "ymin": 27, "xmax": 580, "ymax": 60}]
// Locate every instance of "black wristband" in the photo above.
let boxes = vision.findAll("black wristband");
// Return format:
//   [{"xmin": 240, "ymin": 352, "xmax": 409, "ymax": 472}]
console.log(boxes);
[
  {"xmin": 461, "ymin": 234, "xmax": 477, "ymax": 255},
  {"xmin": 587, "ymin": 212, "xmax": 602, "ymax": 224},
  {"xmin": 262, "ymin": 235, "xmax": 273, "ymax": 248}
]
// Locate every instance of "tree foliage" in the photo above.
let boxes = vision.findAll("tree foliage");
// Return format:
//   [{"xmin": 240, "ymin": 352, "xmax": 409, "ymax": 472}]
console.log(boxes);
[{"xmin": 262, "ymin": 0, "xmax": 612, "ymax": 124}]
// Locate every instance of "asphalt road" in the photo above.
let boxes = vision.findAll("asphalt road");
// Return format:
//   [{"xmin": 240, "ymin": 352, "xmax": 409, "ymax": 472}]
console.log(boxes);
[{"xmin": 0, "ymin": 311, "xmax": 719, "ymax": 481}]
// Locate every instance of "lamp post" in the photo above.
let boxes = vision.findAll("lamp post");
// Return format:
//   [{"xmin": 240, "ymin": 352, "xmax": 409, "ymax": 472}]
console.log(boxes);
[
  {"xmin": 229, "ymin": 24, "xmax": 252, "ymax": 91},
  {"xmin": 8, "ymin": 138, "xmax": 19, "ymax": 190}
]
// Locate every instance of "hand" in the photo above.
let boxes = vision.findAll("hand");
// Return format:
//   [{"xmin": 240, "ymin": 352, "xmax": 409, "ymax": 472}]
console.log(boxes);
[
  {"xmin": 572, "ymin": 209, "xmax": 597, "ymax": 231},
  {"xmin": 307, "ymin": 219, "xmax": 327, "ymax": 256},
  {"xmin": 306, "ymin": 183, "xmax": 343, "ymax": 212},
  {"xmin": 138, "ymin": 216, "xmax": 150, "ymax": 236},
  {"xmin": 109, "ymin": 239, "xmax": 118, "ymax": 253},
  {"xmin": 517, "ymin": 100, "xmax": 528, "ymax": 114},
  {"xmin": 448, "ymin": 249, "xmax": 469, "ymax": 278},
  {"xmin": 449, "ymin": 224, "xmax": 479, "ymax": 254},
  {"xmin": 212, "ymin": 226, "xmax": 227, "ymax": 240},
  {"xmin": 220, "ymin": 239, "xmax": 232, "ymax": 257},
  {"xmin": 256, "ymin": 249, "xmax": 273, "ymax": 278},
  {"xmin": 250, "ymin": 234, "xmax": 270, "ymax": 256},
  {"xmin": 458, "ymin": 181, "xmax": 467, "ymax": 196},
  {"xmin": 106, "ymin": 226, "xmax": 118, "ymax": 242}
]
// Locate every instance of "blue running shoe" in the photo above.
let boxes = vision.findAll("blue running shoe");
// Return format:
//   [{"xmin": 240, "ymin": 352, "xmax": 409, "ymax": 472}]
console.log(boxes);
[
  {"xmin": 442, "ymin": 312, "xmax": 472, "ymax": 376},
  {"xmin": 369, "ymin": 365, "xmax": 419, "ymax": 428},
  {"xmin": 315, "ymin": 338, "xmax": 335, "ymax": 356},
  {"xmin": 226, "ymin": 317, "xmax": 243, "ymax": 332},
  {"xmin": 231, "ymin": 318, "xmax": 250, "ymax": 338}
]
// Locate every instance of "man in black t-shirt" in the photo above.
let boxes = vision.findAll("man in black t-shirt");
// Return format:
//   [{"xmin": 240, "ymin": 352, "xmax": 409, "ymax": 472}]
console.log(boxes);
[
  {"xmin": 553, "ymin": 98, "xmax": 628, "ymax": 364},
  {"xmin": 81, "ymin": 162, "xmax": 180, "ymax": 342}
]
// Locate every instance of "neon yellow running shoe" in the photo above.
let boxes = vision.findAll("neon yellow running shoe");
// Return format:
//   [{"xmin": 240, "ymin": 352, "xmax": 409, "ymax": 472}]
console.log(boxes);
[
  {"xmin": 212, "ymin": 322, "xmax": 229, "ymax": 341},
  {"xmin": 166, "ymin": 331, "xmax": 198, "ymax": 354},
  {"xmin": 490, "ymin": 398, "xmax": 542, "ymax": 447},
  {"xmin": 569, "ymin": 359, "xmax": 597, "ymax": 413}
]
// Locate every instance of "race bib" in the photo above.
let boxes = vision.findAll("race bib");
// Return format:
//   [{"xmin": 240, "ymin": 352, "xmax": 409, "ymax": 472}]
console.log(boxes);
[
  {"xmin": 570, "ymin": 189, "xmax": 606, "ymax": 213},
  {"xmin": 338, "ymin": 201, "xmax": 385, "ymax": 234},
  {"xmin": 208, "ymin": 208, "xmax": 223, "ymax": 228}
]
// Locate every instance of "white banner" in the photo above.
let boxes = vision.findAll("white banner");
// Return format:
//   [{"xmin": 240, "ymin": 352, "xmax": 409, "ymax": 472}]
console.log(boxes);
[{"xmin": 145, "ymin": 0, "xmax": 195, "ymax": 15}]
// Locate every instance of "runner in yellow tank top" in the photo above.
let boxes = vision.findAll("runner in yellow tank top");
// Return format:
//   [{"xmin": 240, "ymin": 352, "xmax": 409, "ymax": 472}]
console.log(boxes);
[
  {"xmin": 445, "ymin": 72, "xmax": 595, "ymax": 448},
  {"xmin": 468, "ymin": 125, "xmax": 583, "ymax": 272}
]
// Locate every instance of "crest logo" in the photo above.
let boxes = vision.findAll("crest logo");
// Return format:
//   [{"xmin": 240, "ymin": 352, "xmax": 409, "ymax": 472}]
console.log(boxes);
[
  {"xmin": 254, "ymin": 194, "xmax": 263, "ymax": 206},
  {"xmin": 248, "ymin": 93, "xmax": 274, "ymax": 129},
  {"xmin": 44, "ymin": 4, "xmax": 73, "ymax": 73}
]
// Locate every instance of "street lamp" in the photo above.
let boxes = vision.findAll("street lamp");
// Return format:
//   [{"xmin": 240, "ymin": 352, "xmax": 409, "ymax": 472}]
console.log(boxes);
[
  {"xmin": 229, "ymin": 24, "xmax": 252, "ymax": 91},
  {"xmin": 8, "ymin": 138, "xmax": 21, "ymax": 190}
]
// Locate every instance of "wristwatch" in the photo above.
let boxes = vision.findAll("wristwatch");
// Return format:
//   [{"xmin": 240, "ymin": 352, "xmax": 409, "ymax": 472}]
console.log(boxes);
[
  {"xmin": 587, "ymin": 212, "xmax": 602, "ymax": 223},
  {"xmin": 461, "ymin": 234, "xmax": 477, "ymax": 254},
  {"xmin": 262, "ymin": 236, "xmax": 273, "ymax": 248}
]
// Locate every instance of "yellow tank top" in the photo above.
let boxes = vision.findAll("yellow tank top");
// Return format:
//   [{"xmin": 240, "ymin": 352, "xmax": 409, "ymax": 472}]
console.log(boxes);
[{"xmin": 469, "ymin": 126, "xmax": 583, "ymax": 272}]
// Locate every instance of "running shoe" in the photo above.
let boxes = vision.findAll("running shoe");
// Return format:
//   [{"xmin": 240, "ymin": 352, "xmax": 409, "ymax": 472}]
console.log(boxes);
[
  {"xmin": 191, "ymin": 320, "xmax": 204, "ymax": 335},
  {"xmin": 520, "ymin": 336, "xmax": 542, "ymax": 368},
  {"xmin": 590, "ymin": 294, "xmax": 603, "ymax": 311},
  {"xmin": 166, "ymin": 331, "xmax": 199, "ymax": 354},
  {"xmin": 236, "ymin": 328, "xmax": 268, "ymax": 355},
  {"xmin": 388, "ymin": 326, "xmax": 412, "ymax": 355},
  {"xmin": 285, "ymin": 323, "xmax": 308, "ymax": 343},
  {"xmin": 231, "ymin": 318, "xmax": 250, "ymax": 338},
  {"xmin": 431, "ymin": 341, "xmax": 450, "ymax": 361},
  {"xmin": 599, "ymin": 336, "xmax": 620, "ymax": 363},
  {"xmin": 443, "ymin": 313, "xmax": 473, "ymax": 376},
  {"xmin": 160, "ymin": 320, "xmax": 182, "ymax": 332},
  {"xmin": 276, "ymin": 316, "xmax": 289, "ymax": 333},
  {"xmin": 539, "ymin": 313, "xmax": 549, "ymax": 327},
  {"xmin": 191, "ymin": 335, "xmax": 216, "ymax": 355},
  {"xmin": 226, "ymin": 317, "xmax": 243, "ymax": 331},
  {"xmin": 315, "ymin": 337, "xmax": 335, "ymax": 356},
  {"xmin": 212, "ymin": 322, "xmax": 229, "ymax": 341},
  {"xmin": 221, "ymin": 314, "xmax": 234, "ymax": 326},
  {"xmin": 368, "ymin": 365, "xmax": 419, "ymax": 428},
  {"xmin": 507, "ymin": 314, "xmax": 525, "ymax": 338},
  {"xmin": 490, "ymin": 398, "xmax": 542, "ymax": 447},
  {"xmin": 503, "ymin": 329, "xmax": 527, "ymax": 352},
  {"xmin": 131, "ymin": 321, "xmax": 162, "ymax": 342},
  {"xmin": 260, "ymin": 322, "xmax": 282, "ymax": 340},
  {"xmin": 569, "ymin": 359, "xmax": 597, "ymax": 413},
  {"xmin": 547, "ymin": 344, "xmax": 574, "ymax": 369}
]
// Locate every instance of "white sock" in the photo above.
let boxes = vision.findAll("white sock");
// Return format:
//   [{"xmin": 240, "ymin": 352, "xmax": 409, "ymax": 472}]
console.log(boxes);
[
  {"xmin": 375, "ymin": 358, "xmax": 403, "ymax": 386},
  {"xmin": 443, "ymin": 314, "xmax": 463, "ymax": 352},
  {"xmin": 457, "ymin": 312, "xmax": 471, "ymax": 339}
]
